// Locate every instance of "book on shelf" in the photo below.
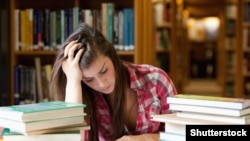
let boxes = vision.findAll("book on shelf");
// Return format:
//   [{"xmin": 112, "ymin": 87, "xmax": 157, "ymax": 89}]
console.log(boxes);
[
  {"xmin": 41, "ymin": 64, "xmax": 53, "ymax": 101},
  {"xmin": 0, "ymin": 101, "xmax": 86, "ymax": 122},
  {"xmin": 169, "ymin": 103, "xmax": 250, "ymax": 117},
  {"xmin": 2, "ymin": 125, "xmax": 90, "ymax": 141},
  {"xmin": 167, "ymin": 94, "xmax": 250, "ymax": 110},
  {"xmin": 101, "ymin": 3, "xmax": 108, "ymax": 40},
  {"xmin": 34, "ymin": 57, "xmax": 43, "ymax": 102},
  {"xmin": 0, "ymin": 115, "xmax": 86, "ymax": 134},
  {"xmin": 176, "ymin": 111, "xmax": 250, "ymax": 124}
]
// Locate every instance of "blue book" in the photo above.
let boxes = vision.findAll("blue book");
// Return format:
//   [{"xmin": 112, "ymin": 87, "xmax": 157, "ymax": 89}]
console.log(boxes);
[
  {"xmin": 123, "ymin": 9, "xmax": 129, "ymax": 51},
  {"xmin": 107, "ymin": 3, "xmax": 114, "ymax": 42},
  {"xmin": 14, "ymin": 65, "xmax": 21, "ymax": 105},
  {"xmin": 128, "ymin": 9, "xmax": 134, "ymax": 51}
]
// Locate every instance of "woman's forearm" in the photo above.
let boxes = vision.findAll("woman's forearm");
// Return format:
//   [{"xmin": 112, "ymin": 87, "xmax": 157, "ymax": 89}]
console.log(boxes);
[
  {"xmin": 65, "ymin": 80, "xmax": 83, "ymax": 103},
  {"xmin": 116, "ymin": 133, "xmax": 159, "ymax": 141},
  {"xmin": 141, "ymin": 133, "xmax": 159, "ymax": 141}
]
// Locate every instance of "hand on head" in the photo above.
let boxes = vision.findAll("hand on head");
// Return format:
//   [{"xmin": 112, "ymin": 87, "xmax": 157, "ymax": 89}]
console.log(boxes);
[{"xmin": 62, "ymin": 40, "xmax": 85, "ymax": 82}]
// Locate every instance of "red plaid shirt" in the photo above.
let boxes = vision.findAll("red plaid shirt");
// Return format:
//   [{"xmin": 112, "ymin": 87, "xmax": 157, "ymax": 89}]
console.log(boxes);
[{"xmin": 85, "ymin": 63, "xmax": 177, "ymax": 141}]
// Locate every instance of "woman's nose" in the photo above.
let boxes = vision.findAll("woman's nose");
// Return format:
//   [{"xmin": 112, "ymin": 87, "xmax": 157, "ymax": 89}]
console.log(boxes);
[{"xmin": 96, "ymin": 77, "xmax": 106, "ymax": 88}]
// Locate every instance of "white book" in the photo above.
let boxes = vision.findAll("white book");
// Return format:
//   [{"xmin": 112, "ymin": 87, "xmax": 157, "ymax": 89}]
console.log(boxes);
[
  {"xmin": 25, "ymin": 125, "xmax": 90, "ymax": 135},
  {"xmin": 3, "ymin": 126, "xmax": 91, "ymax": 141},
  {"xmin": 151, "ymin": 113, "xmax": 232, "ymax": 135},
  {"xmin": 167, "ymin": 94, "xmax": 250, "ymax": 110},
  {"xmin": 0, "ymin": 115, "xmax": 86, "ymax": 134},
  {"xmin": 169, "ymin": 103, "xmax": 250, "ymax": 117},
  {"xmin": 159, "ymin": 131, "xmax": 185, "ymax": 141},
  {"xmin": 4, "ymin": 133, "xmax": 81, "ymax": 141},
  {"xmin": 176, "ymin": 112, "xmax": 250, "ymax": 124},
  {"xmin": 2, "ymin": 126, "xmax": 90, "ymax": 141},
  {"xmin": 151, "ymin": 113, "xmax": 229, "ymax": 125},
  {"xmin": 151, "ymin": 113, "xmax": 228, "ymax": 125}
]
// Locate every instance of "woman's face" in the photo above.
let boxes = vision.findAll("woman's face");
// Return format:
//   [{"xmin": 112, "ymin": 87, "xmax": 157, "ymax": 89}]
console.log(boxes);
[{"xmin": 81, "ymin": 55, "xmax": 115, "ymax": 94}]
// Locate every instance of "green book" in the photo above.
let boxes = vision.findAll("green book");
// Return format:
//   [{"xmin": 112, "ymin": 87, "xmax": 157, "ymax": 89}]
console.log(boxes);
[
  {"xmin": 167, "ymin": 94, "xmax": 250, "ymax": 110},
  {"xmin": 0, "ymin": 101, "xmax": 86, "ymax": 122}
]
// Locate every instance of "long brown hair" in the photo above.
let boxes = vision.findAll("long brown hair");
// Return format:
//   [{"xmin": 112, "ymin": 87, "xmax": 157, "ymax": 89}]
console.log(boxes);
[{"xmin": 50, "ymin": 23, "xmax": 129, "ymax": 140}]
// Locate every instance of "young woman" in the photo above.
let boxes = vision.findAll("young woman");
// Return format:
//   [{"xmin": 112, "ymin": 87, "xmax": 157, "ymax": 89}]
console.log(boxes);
[{"xmin": 51, "ymin": 23, "xmax": 177, "ymax": 141}]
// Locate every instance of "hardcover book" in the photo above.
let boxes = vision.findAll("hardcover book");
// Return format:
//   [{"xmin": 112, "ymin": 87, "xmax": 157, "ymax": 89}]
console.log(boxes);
[
  {"xmin": 167, "ymin": 94, "xmax": 250, "ymax": 110},
  {"xmin": 151, "ymin": 113, "xmax": 230, "ymax": 126},
  {"xmin": 176, "ymin": 112, "xmax": 250, "ymax": 124},
  {"xmin": 25, "ymin": 125, "xmax": 90, "ymax": 135},
  {"xmin": 2, "ymin": 125, "xmax": 90, "ymax": 141},
  {"xmin": 0, "ymin": 115, "xmax": 86, "ymax": 134},
  {"xmin": 159, "ymin": 131, "xmax": 185, "ymax": 141},
  {"xmin": 169, "ymin": 103, "xmax": 250, "ymax": 117},
  {"xmin": 3, "ymin": 133, "xmax": 81, "ymax": 141},
  {"xmin": 151, "ymin": 113, "xmax": 231, "ymax": 135},
  {"xmin": 0, "ymin": 101, "xmax": 86, "ymax": 122}
]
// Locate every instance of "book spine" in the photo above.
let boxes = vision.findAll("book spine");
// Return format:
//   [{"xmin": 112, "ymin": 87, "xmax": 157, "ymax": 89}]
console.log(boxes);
[
  {"xmin": 56, "ymin": 10, "xmax": 61, "ymax": 49},
  {"xmin": 113, "ymin": 10, "xmax": 119, "ymax": 50},
  {"xmin": 43, "ymin": 9, "xmax": 50, "ymax": 50},
  {"xmin": 34, "ymin": 57, "xmax": 43, "ymax": 102},
  {"xmin": 123, "ymin": 9, "xmax": 129, "ymax": 51},
  {"xmin": 128, "ymin": 9, "xmax": 134, "ymax": 50},
  {"xmin": 14, "ymin": 9, "xmax": 20, "ymax": 51},
  {"xmin": 20, "ymin": 10, "xmax": 27, "ymax": 51},
  {"xmin": 29, "ymin": 9, "xmax": 34, "ymax": 51},
  {"xmin": 37, "ymin": 9, "xmax": 44, "ymax": 51},
  {"xmin": 107, "ymin": 3, "xmax": 114, "ymax": 43},
  {"xmin": 101, "ymin": 3, "xmax": 107, "ymax": 39},
  {"xmin": 61, "ymin": 10, "xmax": 65, "ymax": 45},
  {"xmin": 50, "ymin": 11, "xmax": 57, "ymax": 50},
  {"xmin": 33, "ymin": 9, "xmax": 38, "ymax": 50},
  {"xmin": 73, "ymin": 7, "xmax": 80, "ymax": 30},
  {"xmin": 14, "ymin": 64, "xmax": 21, "ymax": 105},
  {"xmin": 118, "ymin": 10, "xmax": 124, "ymax": 50}
]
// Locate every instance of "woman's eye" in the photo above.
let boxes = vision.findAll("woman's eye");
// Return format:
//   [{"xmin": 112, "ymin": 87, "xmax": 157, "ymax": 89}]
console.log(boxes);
[
  {"xmin": 101, "ymin": 69, "xmax": 107, "ymax": 74},
  {"xmin": 84, "ymin": 78, "xmax": 93, "ymax": 82}
]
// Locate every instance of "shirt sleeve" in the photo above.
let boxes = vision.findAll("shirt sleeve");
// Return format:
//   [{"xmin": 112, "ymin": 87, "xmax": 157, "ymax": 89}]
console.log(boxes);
[{"xmin": 155, "ymin": 68, "xmax": 177, "ymax": 130}]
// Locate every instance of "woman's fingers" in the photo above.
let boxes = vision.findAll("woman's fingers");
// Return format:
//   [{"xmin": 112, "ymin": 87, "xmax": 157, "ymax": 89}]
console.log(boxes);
[
  {"xmin": 64, "ymin": 41, "xmax": 76, "ymax": 58},
  {"xmin": 68, "ymin": 43, "xmax": 81, "ymax": 60},
  {"xmin": 64, "ymin": 41, "xmax": 82, "ymax": 60},
  {"xmin": 75, "ymin": 46, "xmax": 85, "ymax": 61}
]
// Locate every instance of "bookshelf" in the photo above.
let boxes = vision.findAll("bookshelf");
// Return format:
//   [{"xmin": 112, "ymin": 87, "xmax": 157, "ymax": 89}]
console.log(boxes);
[
  {"xmin": 240, "ymin": 0, "xmax": 250, "ymax": 98},
  {"xmin": 9, "ymin": 0, "xmax": 154, "ymax": 105},
  {"xmin": 152, "ymin": 0, "xmax": 177, "ymax": 86},
  {"xmin": 222, "ymin": 0, "xmax": 240, "ymax": 98},
  {"xmin": 173, "ymin": 0, "xmax": 224, "ymax": 94}
]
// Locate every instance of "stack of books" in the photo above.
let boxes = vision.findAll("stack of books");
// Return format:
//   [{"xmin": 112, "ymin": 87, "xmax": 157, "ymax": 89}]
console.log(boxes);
[
  {"xmin": 0, "ymin": 101, "xmax": 90, "ymax": 141},
  {"xmin": 151, "ymin": 94, "xmax": 250, "ymax": 141}
]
